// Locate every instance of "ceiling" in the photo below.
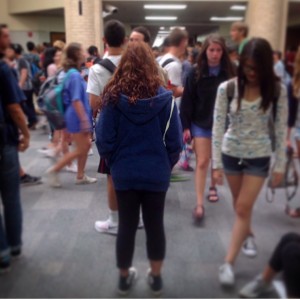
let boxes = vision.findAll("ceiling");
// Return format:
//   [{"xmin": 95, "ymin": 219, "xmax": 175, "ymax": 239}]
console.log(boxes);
[
  {"xmin": 18, "ymin": 0, "xmax": 300, "ymax": 42},
  {"xmin": 103, "ymin": 0, "xmax": 248, "ymax": 38}
]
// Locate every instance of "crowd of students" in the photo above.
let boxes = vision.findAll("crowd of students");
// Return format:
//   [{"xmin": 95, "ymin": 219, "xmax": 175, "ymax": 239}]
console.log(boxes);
[{"xmin": 1, "ymin": 19, "xmax": 300, "ymax": 298}]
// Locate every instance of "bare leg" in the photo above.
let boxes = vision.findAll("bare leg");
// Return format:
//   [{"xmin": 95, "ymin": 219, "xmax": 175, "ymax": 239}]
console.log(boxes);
[
  {"xmin": 107, "ymin": 175, "xmax": 118, "ymax": 211},
  {"xmin": 225, "ymin": 175, "xmax": 265, "ymax": 264},
  {"xmin": 193, "ymin": 137, "xmax": 211, "ymax": 215},
  {"xmin": 150, "ymin": 260, "xmax": 163, "ymax": 276}
]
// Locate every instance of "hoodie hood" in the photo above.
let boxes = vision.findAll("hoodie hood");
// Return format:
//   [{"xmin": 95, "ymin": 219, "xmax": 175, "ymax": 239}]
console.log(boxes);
[{"xmin": 116, "ymin": 86, "xmax": 173, "ymax": 125}]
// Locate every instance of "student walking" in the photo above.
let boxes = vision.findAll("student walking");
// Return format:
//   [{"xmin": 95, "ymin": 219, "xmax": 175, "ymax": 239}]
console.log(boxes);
[
  {"xmin": 96, "ymin": 42, "xmax": 182, "ymax": 296},
  {"xmin": 46, "ymin": 43, "xmax": 97, "ymax": 187},
  {"xmin": 212, "ymin": 38, "xmax": 287, "ymax": 286},
  {"xmin": 180, "ymin": 34, "xmax": 236, "ymax": 222}
]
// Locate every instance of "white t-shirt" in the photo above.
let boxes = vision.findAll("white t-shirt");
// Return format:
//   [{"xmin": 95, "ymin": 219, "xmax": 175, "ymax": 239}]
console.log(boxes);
[
  {"xmin": 159, "ymin": 53, "xmax": 182, "ymax": 87},
  {"xmin": 86, "ymin": 55, "xmax": 121, "ymax": 96}
]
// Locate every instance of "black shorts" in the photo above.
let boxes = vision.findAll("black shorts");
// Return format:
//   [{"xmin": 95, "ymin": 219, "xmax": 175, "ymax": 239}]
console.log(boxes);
[
  {"xmin": 97, "ymin": 158, "xmax": 110, "ymax": 175},
  {"xmin": 222, "ymin": 153, "xmax": 271, "ymax": 178}
]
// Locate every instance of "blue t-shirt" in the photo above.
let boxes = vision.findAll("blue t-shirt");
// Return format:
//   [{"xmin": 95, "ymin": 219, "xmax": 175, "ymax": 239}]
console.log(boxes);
[
  {"xmin": 0, "ymin": 61, "xmax": 23, "ymax": 145},
  {"xmin": 63, "ymin": 71, "xmax": 92, "ymax": 133}
]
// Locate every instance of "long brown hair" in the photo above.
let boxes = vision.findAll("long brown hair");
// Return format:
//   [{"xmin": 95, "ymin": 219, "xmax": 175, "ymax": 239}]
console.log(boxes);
[
  {"xmin": 196, "ymin": 34, "xmax": 236, "ymax": 81},
  {"xmin": 237, "ymin": 38, "xmax": 279, "ymax": 112},
  {"xmin": 101, "ymin": 42, "xmax": 163, "ymax": 107},
  {"xmin": 293, "ymin": 47, "xmax": 300, "ymax": 98}
]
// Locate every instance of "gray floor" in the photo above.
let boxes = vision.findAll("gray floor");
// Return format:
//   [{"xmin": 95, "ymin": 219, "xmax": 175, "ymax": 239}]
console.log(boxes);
[{"xmin": 0, "ymin": 128, "xmax": 299, "ymax": 298}]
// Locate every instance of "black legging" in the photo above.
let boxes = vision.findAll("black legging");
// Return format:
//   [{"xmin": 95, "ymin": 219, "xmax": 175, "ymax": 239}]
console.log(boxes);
[{"xmin": 116, "ymin": 190, "xmax": 166, "ymax": 269}]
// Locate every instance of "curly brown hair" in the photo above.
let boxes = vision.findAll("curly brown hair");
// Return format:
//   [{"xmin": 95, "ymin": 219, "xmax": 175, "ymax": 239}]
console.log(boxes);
[{"xmin": 101, "ymin": 42, "xmax": 163, "ymax": 107}]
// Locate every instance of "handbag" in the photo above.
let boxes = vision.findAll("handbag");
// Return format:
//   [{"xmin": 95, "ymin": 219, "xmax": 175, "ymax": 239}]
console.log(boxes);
[
  {"xmin": 163, "ymin": 97, "xmax": 175, "ymax": 146},
  {"xmin": 266, "ymin": 146, "xmax": 299, "ymax": 203}
]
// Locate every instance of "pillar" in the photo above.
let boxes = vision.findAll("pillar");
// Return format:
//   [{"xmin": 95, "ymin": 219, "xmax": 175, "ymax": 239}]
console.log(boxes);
[
  {"xmin": 64, "ymin": 0, "xmax": 104, "ymax": 54},
  {"xmin": 246, "ymin": 0, "xmax": 288, "ymax": 52}
]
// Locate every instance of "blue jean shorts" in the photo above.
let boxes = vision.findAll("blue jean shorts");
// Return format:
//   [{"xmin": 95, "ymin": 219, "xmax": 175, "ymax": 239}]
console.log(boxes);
[
  {"xmin": 191, "ymin": 123, "xmax": 212, "ymax": 138},
  {"xmin": 222, "ymin": 153, "xmax": 271, "ymax": 178}
]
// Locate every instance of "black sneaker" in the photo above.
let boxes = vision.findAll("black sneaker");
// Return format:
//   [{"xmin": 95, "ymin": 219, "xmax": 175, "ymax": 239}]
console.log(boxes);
[
  {"xmin": 147, "ymin": 269, "xmax": 163, "ymax": 296},
  {"xmin": 0, "ymin": 256, "xmax": 11, "ymax": 274},
  {"xmin": 118, "ymin": 267, "xmax": 138, "ymax": 296},
  {"xmin": 11, "ymin": 248, "xmax": 22, "ymax": 259},
  {"xmin": 20, "ymin": 174, "xmax": 42, "ymax": 186}
]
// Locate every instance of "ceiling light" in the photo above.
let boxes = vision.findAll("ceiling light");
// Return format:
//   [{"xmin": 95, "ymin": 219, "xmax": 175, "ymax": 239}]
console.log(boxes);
[
  {"xmin": 210, "ymin": 16, "xmax": 244, "ymax": 21},
  {"xmin": 145, "ymin": 16, "xmax": 177, "ymax": 21},
  {"xmin": 144, "ymin": 4, "xmax": 187, "ymax": 10},
  {"xmin": 230, "ymin": 5, "xmax": 246, "ymax": 10},
  {"xmin": 158, "ymin": 31, "xmax": 171, "ymax": 34},
  {"xmin": 170, "ymin": 26, "xmax": 186, "ymax": 30}
]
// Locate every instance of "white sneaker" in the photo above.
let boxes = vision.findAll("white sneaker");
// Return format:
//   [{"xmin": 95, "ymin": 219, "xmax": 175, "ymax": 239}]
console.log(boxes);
[
  {"xmin": 88, "ymin": 148, "xmax": 93, "ymax": 156},
  {"xmin": 46, "ymin": 168, "xmax": 61, "ymax": 188},
  {"xmin": 239, "ymin": 275, "xmax": 274, "ymax": 298},
  {"xmin": 38, "ymin": 148, "xmax": 57, "ymax": 158},
  {"xmin": 65, "ymin": 163, "xmax": 78, "ymax": 173},
  {"xmin": 94, "ymin": 218, "xmax": 118, "ymax": 235},
  {"xmin": 219, "ymin": 263, "xmax": 235, "ymax": 286},
  {"xmin": 75, "ymin": 174, "xmax": 97, "ymax": 185},
  {"xmin": 242, "ymin": 235, "xmax": 258, "ymax": 258}
]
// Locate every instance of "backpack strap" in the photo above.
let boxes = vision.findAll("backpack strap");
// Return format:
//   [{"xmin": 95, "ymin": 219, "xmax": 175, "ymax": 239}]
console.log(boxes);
[
  {"xmin": 226, "ymin": 79, "xmax": 235, "ymax": 104},
  {"xmin": 161, "ymin": 58, "xmax": 175, "ymax": 68},
  {"xmin": 163, "ymin": 97, "xmax": 175, "ymax": 146},
  {"xmin": 272, "ymin": 81, "xmax": 281, "ymax": 121},
  {"xmin": 97, "ymin": 59, "xmax": 116, "ymax": 74}
]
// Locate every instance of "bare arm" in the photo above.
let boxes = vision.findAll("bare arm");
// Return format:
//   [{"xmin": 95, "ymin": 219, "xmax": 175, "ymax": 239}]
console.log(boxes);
[
  {"xmin": 7, "ymin": 103, "xmax": 30, "ymax": 151},
  {"xmin": 89, "ymin": 93, "xmax": 101, "ymax": 118},
  {"xmin": 19, "ymin": 68, "xmax": 28, "ymax": 89}
]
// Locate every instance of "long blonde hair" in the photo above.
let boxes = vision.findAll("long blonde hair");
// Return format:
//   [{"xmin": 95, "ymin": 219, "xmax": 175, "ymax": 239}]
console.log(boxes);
[{"xmin": 293, "ymin": 46, "xmax": 300, "ymax": 98}]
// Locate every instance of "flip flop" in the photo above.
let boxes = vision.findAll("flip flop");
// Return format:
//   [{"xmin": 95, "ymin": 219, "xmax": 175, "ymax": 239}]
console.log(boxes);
[
  {"xmin": 193, "ymin": 205, "xmax": 205, "ymax": 223},
  {"xmin": 207, "ymin": 187, "xmax": 219, "ymax": 203}
]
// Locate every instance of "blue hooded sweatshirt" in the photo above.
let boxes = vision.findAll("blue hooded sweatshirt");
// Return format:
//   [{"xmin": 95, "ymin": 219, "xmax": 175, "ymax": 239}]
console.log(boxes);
[{"xmin": 96, "ymin": 86, "xmax": 183, "ymax": 192}]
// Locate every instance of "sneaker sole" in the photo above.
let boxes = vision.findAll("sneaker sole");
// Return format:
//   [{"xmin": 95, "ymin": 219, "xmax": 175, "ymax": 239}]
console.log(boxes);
[
  {"xmin": 94, "ymin": 225, "xmax": 118, "ymax": 235},
  {"xmin": 242, "ymin": 250, "xmax": 257, "ymax": 258},
  {"xmin": 21, "ymin": 180, "xmax": 43, "ymax": 187}
]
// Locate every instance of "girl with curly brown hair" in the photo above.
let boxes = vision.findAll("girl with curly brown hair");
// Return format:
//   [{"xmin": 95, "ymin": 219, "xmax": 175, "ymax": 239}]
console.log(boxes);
[{"xmin": 96, "ymin": 41, "xmax": 182, "ymax": 296}]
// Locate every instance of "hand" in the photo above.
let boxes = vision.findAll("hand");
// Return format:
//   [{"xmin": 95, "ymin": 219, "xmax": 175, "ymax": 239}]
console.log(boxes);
[
  {"xmin": 286, "ymin": 139, "xmax": 292, "ymax": 149},
  {"xmin": 80, "ymin": 119, "xmax": 92, "ymax": 132},
  {"xmin": 18, "ymin": 135, "xmax": 30, "ymax": 152},
  {"xmin": 183, "ymin": 129, "xmax": 191, "ymax": 143},
  {"xmin": 212, "ymin": 169, "xmax": 224, "ymax": 186},
  {"xmin": 270, "ymin": 172, "xmax": 283, "ymax": 188}
]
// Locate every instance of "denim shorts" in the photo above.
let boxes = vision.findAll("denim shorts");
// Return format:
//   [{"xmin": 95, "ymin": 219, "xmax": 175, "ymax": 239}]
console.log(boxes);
[
  {"xmin": 222, "ymin": 153, "xmax": 271, "ymax": 178},
  {"xmin": 191, "ymin": 123, "xmax": 212, "ymax": 138}
]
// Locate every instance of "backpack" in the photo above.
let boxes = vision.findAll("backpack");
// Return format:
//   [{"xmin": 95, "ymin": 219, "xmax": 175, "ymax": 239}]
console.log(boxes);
[
  {"xmin": 226, "ymin": 79, "xmax": 281, "ymax": 152},
  {"xmin": 37, "ymin": 68, "xmax": 77, "ymax": 130}
]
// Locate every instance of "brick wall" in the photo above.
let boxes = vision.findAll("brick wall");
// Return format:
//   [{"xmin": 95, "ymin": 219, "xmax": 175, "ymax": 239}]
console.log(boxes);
[
  {"xmin": 246, "ymin": 0, "xmax": 288, "ymax": 52},
  {"xmin": 64, "ymin": 0, "xmax": 103, "ymax": 54}
]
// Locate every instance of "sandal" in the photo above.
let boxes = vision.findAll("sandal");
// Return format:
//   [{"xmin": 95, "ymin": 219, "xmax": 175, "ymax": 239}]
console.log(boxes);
[
  {"xmin": 193, "ymin": 205, "xmax": 205, "ymax": 223},
  {"xmin": 207, "ymin": 187, "xmax": 219, "ymax": 203}
]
